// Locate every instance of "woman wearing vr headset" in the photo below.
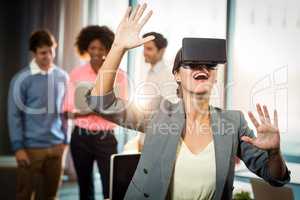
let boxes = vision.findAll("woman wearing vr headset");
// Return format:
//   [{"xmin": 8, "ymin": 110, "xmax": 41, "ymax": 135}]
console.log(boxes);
[{"xmin": 87, "ymin": 4, "xmax": 290, "ymax": 200}]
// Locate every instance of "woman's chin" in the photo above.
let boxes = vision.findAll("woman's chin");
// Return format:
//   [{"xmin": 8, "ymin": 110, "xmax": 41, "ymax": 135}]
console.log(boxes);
[
  {"xmin": 183, "ymin": 86, "xmax": 211, "ymax": 97},
  {"xmin": 189, "ymin": 90, "xmax": 209, "ymax": 98},
  {"xmin": 193, "ymin": 88, "xmax": 209, "ymax": 95}
]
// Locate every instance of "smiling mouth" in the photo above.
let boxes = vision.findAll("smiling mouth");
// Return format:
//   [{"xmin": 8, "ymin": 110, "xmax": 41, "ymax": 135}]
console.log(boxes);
[{"xmin": 192, "ymin": 72, "xmax": 209, "ymax": 80}]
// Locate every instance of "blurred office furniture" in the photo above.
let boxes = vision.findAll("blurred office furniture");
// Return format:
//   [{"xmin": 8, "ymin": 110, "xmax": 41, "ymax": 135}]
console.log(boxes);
[
  {"xmin": 0, "ymin": 156, "xmax": 16, "ymax": 199},
  {"xmin": 251, "ymin": 178, "xmax": 294, "ymax": 200},
  {"xmin": 234, "ymin": 162, "xmax": 300, "ymax": 199},
  {"xmin": 0, "ymin": 156, "xmax": 45, "ymax": 199}
]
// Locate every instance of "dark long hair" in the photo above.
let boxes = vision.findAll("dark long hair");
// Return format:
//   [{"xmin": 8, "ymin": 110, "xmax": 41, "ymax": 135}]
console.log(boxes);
[{"xmin": 173, "ymin": 49, "xmax": 183, "ymax": 98}]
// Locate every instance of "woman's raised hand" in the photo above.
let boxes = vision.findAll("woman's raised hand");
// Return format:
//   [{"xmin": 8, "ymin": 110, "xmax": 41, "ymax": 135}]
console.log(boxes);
[
  {"xmin": 113, "ymin": 3, "xmax": 155, "ymax": 50},
  {"xmin": 241, "ymin": 104, "xmax": 281, "ymax": 151}
]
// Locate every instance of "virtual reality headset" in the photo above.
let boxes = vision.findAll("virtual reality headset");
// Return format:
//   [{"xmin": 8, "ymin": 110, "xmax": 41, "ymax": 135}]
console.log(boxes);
[{"xmin": 181, "ymin": 38, "xmax": 227, "ymax": 68}]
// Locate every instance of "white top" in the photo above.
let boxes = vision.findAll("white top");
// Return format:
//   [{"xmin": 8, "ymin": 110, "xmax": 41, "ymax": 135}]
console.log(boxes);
[
  {"xmin": 135, "ymin": 60, "xmax": 178, "ymax": 104},
  {"xmin": 171, "ymin": 139, "xmax": 216, "ymax": 200}
]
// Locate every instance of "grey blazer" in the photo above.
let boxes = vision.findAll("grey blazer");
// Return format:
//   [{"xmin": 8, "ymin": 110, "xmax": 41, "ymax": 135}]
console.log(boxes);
[{"xmin": 87, "ymin": 91, "xmax": 290, "ymax": 200}]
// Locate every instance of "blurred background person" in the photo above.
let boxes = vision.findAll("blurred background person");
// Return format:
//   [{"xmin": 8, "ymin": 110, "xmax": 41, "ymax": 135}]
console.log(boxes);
[
  {"xmin": 124, "ymin": 32, "xmax": 177, "ymax": 152},
  {"xmin": 137, "ymin": 32, "xmax": 177, "ymax": 103},
  {"xmin": 8, "ymin": 30, "xmax": 68, "ymax": 200},
  {"xmin": 63, "ymin": 25, "xmax": 127, "ymax": 200}
]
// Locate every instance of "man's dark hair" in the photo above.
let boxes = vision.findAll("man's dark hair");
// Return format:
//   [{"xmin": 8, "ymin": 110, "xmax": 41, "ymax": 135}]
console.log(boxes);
[
  {"xmin": 29, "ymin": 30, "xmax": 56, "ymax": 53},
  {"xmin": 143, "ymin": 32, "xmax": 168, "ymax": 50},
  {"xmin": 75, "ymin": 25, "xmax": 115, "ymax": 55}
]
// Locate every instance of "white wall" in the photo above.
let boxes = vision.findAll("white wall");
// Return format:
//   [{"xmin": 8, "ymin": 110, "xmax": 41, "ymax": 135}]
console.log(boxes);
[{"xmin": 227, "ymin": 0, "xmax": 300, "ymax": 155}]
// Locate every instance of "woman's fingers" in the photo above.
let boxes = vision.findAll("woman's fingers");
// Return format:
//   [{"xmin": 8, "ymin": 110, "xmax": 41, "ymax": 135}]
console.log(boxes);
[
  {"xmin": 138, "ymin": 10, "xmax": 153, "ymax": 31},
  {"xmin": 138, "ymin": 35, "xmax": 155, "ymax": 46},
  {"xmin": 248, "ymin": 111, "xmax": 260, "ymax": 129},
  {"xmin": 241, "ymin": 136, "xmax": 255, "ymax": 145},
  {"xmin": 263, "ymin": 105, "xmax": 271, "ymax": 124},
  {"xmin": 129, "ymin": 4, "xmax": 140, "ymax": 21},
  {"xmin": 256, "ymin": 104, "xmax": 266, "ymax": 124},
  {"xmin": 134, "ymin": 3, "xmax": 147, "ymax": 23},
  {"xmin": 122, "ymin": 7, "xmax": 131, "ymax": 22},
  {"xmin": 126, "ymin": 3, "xmax": 152, "ymax": 32},
  {"xmin": 274, "ymin": 109, "xmax": 278, "ymax": 128}
]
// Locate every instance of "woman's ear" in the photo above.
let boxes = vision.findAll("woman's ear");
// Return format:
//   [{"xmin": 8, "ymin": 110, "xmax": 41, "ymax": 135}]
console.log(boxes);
[{"xmin": 174, "ymin": 71, "xmax": 181, "ymax": 82}]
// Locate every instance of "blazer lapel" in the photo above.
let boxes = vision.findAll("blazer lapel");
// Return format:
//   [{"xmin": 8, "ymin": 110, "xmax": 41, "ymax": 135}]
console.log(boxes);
[
  {"xmin": 160, "ymin": 100, "xmax": 185, "ymax": 197},
  {"xmin": 159, "ymin": 102, "xmax": 233, "ymax": 200},
  {"xmin": 211, "ymin": 106, "xmax": 233, "ymax": 200}
]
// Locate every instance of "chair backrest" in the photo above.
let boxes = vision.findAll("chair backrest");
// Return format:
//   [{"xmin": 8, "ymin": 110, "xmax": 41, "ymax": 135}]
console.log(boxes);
[{"xmin": 110, "ymin": 153, "xmax": 141, "ymax": 200}]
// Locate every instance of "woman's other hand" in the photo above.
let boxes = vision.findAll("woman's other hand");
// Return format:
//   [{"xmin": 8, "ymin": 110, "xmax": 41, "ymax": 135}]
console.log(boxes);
[{"xmin": 241, "ymin": 104, "xmax": 280, "ymax": 151}]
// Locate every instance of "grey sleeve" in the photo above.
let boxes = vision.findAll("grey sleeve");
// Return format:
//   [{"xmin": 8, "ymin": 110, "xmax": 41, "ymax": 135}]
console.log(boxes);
[
  {"xmin": 237, "ymin": 111, "xmax": 291, "ymax": 187},
  {"xmin": 86, "ymin": 90, "xmax": 158, "ymax": 133}
]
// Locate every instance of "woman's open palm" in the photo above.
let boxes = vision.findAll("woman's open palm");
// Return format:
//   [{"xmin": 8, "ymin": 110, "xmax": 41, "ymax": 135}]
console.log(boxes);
[
  {"xmin": 114, "ymin": 4, "xmax": 155, "ymax": 50},
  {"xmin": 241, "ymin": 104, "xmax": 281, "ymax": 151}
]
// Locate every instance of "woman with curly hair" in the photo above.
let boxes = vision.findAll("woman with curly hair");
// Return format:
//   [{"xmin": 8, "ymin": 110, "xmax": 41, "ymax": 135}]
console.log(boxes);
[{"xmin": 63, "ymin": 25, "xmax": 127, "ymax": 200}]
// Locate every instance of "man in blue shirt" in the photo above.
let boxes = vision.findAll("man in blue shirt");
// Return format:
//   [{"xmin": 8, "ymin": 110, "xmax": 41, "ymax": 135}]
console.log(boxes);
[{"xmin": 8, "ymin": 30, "xmax": 69, "ymax": 200}]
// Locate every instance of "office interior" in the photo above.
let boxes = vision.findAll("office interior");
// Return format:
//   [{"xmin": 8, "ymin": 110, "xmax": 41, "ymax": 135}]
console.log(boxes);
[{"xmin": 0, "ymin": 0, "xmax": 299, "ymax": 199}]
